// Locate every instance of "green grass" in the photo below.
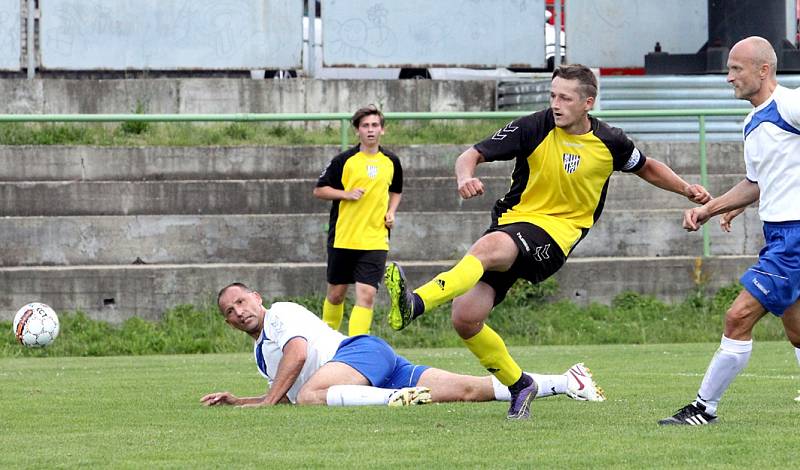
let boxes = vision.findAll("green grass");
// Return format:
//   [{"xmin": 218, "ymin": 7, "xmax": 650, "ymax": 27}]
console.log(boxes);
[
  {"xmin": 1, "ymin": 343, "xmax": 798, "ymax": 468},
  {"xmin": 0, "ymin": 120, "xmax": 510, "ymax": 146}
]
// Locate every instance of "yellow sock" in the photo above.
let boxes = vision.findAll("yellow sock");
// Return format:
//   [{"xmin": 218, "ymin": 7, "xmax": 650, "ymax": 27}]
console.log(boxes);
[
  {"xmin": 322, "ymin": 299, "xmax": 344, "ymax": 331},
  {"xmin": 414, "ymin": 254, "xmax": 484, "ymax": 311},
  {"xmin": 348, "ymin": 305, "xmax": 373, "ymax": 336},
  {"xmin": 462, "ymin": 324, "xmax": 522, "ymax": 386}
]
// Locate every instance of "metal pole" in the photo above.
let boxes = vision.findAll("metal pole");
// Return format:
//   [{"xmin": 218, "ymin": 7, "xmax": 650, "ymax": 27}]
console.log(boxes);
[
  {"xmin": 554, "ymin": 0, "xmax": 562, "ymax": 65},
  {"xmin": 306, "ymin": 0, "xmax": 317, "ymax": 78},
  {"xmin": 340, "ymin": 118, "xmax": 349, "ymax": 150},
  {"xmin": 26, "ymin": 0, "xmax": 35, "ymax": 79},
  {"xmin": 699, "ymin": 114, "xmax": 711, "ymax": 258}
]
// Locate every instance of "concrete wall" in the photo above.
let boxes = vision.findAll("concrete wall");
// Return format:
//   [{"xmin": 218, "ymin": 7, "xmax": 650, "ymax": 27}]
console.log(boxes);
[{"xmin": 0, "ymin": 78, "xmax": 495, "ymax": 115}]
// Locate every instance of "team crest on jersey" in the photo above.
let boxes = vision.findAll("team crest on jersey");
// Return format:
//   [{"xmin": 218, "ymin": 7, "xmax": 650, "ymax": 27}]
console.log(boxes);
[
  {"xmin": 367, "ymin": 165, "xmax": 378, "ymax": 178},
  {"xmin": 563, "ymin": 153, "xmax": 580, "ymax": 174}
]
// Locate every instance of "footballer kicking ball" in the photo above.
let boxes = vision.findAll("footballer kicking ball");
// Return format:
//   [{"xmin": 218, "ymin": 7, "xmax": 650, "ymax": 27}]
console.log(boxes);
[{"xmin": 13, "ymin": 302, "xmax": 60, "ymax": 348}]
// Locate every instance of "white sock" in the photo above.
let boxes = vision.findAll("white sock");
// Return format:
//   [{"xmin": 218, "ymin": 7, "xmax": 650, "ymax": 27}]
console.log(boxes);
[
  {"xmin": 326, "ymin": 385, "xmax": 394, "ymax": 406},
  {"xmin": 491, "ymin": 373, "xmax": 567, "ymax": 401},
  {"xmin": 795, "ymin": 347, "xmax": 800, "ymax": 366},
  {"xmin": 529, "ymin": 373, "xmax": 568, "ymax": 397},
  {"xmin": 694, "ymin": 335, "xmax": 752, "ymax": 416},
  {"xmin": 491, "ymin": 376, "xmax": 511, "ymax": 401}
]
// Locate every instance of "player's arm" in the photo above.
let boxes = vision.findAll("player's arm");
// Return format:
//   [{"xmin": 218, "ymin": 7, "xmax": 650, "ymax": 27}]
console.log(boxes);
[
  {"xmin": 202, "ymin": 337, "xmax": 308, "ymax": 407},
  {"xmin": 684, "ymin": 179, "xmax": 759, "ymax": 232},
  {"xmin": 313, "ymin": 185, "xmax": 365, "ymax": 201},
  {"xmin": 243, "ymin": 337, "xmax": 308, "ymax": 407},
  {"xmin": 455, "ymin": 147, "xmax": 486, "ymax": 200},
  {"xmin": 385, "ymin": 192, "xmax": 402, "ymax": 229},
  {"xmin": 633, "ymin": 158, "xmax": 711, "ymax": 204},
  {"xmin": 200, "ymin": 390, "xmax": 269, "ymax": 407}
]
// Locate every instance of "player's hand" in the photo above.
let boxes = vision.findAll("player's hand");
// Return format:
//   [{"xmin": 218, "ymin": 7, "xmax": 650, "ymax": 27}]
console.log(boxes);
[
  {"xmin": 385, "ymin": 211, "xmax": 395, "ymax": 229},
  {"xmin": 458, "ymin": 177, "xmax": 484, "ymax": 199},
  {"xmin": 344, "ymin": 188, "xmax": 365, "ymax": 201},
  {"xmin": 719, "ymin": 207, "xmax": 746, "ymax": 232},
  {"xmin": 200, "ymin": 391, "xmax": 238, "ymax": 406},
  {"xmin": 683, "ymin": 206, "xmax": 710, "ymax": 232},
  {"xmin": 684, "ymin": 184, "xmax": 711, "ymax": 204}
]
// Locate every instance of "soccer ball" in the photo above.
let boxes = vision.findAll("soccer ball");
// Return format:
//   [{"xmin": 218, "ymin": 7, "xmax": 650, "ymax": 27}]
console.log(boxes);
[{"xmin": 13, "ymin": 302, "xmax": 60, "ymax": 348}]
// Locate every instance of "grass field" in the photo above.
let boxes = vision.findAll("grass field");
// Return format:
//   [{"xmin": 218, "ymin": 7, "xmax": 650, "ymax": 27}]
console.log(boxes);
[{"xmin": 2, "ymin": 342, "xmax": 797, "ymax": 468}]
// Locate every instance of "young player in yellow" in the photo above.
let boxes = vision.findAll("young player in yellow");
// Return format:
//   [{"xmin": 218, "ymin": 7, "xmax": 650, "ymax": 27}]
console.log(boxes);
[
  {"xmin": 385, "ymin": 64, "xmax": 711, "ymax": 420},
  {"xmin": 313, "ymin": 105, "xmax": 402, "ymax": 336}
]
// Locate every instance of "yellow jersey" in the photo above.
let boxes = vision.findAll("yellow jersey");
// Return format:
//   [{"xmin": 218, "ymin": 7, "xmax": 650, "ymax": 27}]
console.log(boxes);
[
  {"xmin": 474, "ymin": 109, "xmax": 646, "ymax": 256},
  {"xmin": 316, "ymin": 145, "xmax": 403, "ymax": 250}
]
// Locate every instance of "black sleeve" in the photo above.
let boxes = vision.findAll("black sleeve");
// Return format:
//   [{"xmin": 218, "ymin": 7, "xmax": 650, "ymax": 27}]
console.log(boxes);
[
  {"xmin": 387, "ymin": 152, "xmax": 403, "ymax": 194},
  {"xmin": 473, "ymin": 110, "xmax": 551, "ymax": 162},
  {"xmin": 316, "ymin": 154, "xmax": 346, "ymax": 189},
  {"xmin": 595, "ymin": 120, "xmax": 647, "ymax": 173}
]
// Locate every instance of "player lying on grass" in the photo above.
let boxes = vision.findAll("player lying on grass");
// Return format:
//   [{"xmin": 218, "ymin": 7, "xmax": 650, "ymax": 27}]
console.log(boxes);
[{"xmin": 201, "ymin": 282, "xmax": 605, "ymax": 407}]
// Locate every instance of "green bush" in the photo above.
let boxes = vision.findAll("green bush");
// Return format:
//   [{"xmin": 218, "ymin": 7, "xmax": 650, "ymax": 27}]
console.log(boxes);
[
  {"xmin": 1, "ymin": 282, "xmax": 790, "ymax": 357},
  {"xmin": 118, "ymin": 101, "xmax": 151, "ymax": 135}
]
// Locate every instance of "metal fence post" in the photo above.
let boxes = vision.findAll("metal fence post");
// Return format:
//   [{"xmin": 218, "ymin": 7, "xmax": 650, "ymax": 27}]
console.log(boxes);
[
  {"xmin": 699, "ymin": 114, "xmax": 711, "ymax": 258},
  {"xmin": 340, "ymin": 118, "xmax": 349, "ymax": 150},
  {"xmin": 27, "ymin": 0, "xmax": 35, "ymax": 79}
]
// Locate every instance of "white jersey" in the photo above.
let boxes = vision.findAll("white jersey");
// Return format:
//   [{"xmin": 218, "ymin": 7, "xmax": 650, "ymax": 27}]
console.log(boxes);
[
  {"xmin": 742, "ymin": 85, "xmax": 800, "ymax": 222},
  {"xmin": 253, "ymin": 302, "xmax": 346, "ymax": 404}
]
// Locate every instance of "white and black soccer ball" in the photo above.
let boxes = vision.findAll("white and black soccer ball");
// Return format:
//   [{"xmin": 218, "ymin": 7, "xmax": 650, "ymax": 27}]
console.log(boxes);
[{"xmin": 13, "ymin": 302, "xmax": 60, "ymax": 348}]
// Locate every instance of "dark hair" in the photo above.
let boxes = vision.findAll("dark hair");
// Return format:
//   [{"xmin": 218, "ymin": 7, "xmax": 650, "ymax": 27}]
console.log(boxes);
[
  {"xmin": 217, "ymin": 282, "xmax": 253, "ymax": 308},
  {"xmin": 552, "ymin": 64, "xmax": 598, "ymax": 99},
  {"xmin": 351, "ymin": 104, "xmax": 385, "ymax": 128}
]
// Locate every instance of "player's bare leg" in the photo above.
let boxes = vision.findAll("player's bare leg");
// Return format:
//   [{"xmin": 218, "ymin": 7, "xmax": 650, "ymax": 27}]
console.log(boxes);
[
  {"xmin": 723, "ymin": 289, "xmax": 768, "ymax": 340},
  {"xmin": 296, "ymin": 362, "xmax": 369, "ymax": 405},
  {"xmin": 416, "ymin": 368, "xmax": 496, "ymax": 403},
  {"xmin": 780, "ymin": 299, "xmax": 800, "ymax": 346},
  {"xmin": 780, "ymin": 299, "xmax": 800, "ymax": 401}
]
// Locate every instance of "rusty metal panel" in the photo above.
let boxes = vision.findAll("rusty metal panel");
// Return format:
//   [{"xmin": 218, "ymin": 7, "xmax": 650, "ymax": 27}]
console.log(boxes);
[
  {"xmin": 40, "ymin": 0, "xmax": 302, "ymax": 70},
  {"xmin": 0, "ymin": 0, "xmax": 21, "ymax": 70},
  {"xmin": 322, "ymin": 0, "xmax": 546, "ymax": 68}
]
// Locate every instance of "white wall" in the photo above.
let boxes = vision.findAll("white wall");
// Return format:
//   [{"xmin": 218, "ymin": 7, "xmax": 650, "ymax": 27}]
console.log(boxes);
[
  {"xmin": 39, "ymin": 0, "xmax": 303, "ymax": 70},
  {"xmin": 0, "ymin": 0, "xmax": 21, "ymax": 70},
  {"xmin": 322, "ymin": 0, "xmax": 546, "ymax": 68}
]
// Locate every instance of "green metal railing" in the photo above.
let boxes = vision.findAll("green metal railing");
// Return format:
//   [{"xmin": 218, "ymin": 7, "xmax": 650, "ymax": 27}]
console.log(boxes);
[{"xmin": 0, "ymin": 108, "xmax": 750, "ymax": 256}]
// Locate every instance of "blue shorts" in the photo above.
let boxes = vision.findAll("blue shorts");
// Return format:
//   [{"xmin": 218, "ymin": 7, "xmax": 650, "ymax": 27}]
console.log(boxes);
[
  {"xmin": 330, "ymin": 335, "xmax": 429, "ymax": 388},
  {"xmin": 740, "ymin": 221, "xmax": 800, "ymax": 316}
]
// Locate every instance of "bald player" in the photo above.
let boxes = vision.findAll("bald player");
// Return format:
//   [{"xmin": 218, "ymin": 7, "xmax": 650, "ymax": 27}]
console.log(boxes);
[{"xmin": 660, "ymin": 36, "xmax": 800, "ymax": 426}]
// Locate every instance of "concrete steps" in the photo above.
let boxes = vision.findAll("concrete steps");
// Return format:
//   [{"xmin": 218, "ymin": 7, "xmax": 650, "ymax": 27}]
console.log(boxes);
[
  {"xmin": 0, "ymin": 142, "xmax": 757, "ymax": 322},
  {"xmin": 0, "ymin": 209, "xmax": 763, "ymax": 266},
  {"xmin": 0, "ymin": 174, "xmax": 747, "ymax": 216},
  {"xmin": 0, "ymin": 142, "xmax": 746, "ymax": 179}
]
